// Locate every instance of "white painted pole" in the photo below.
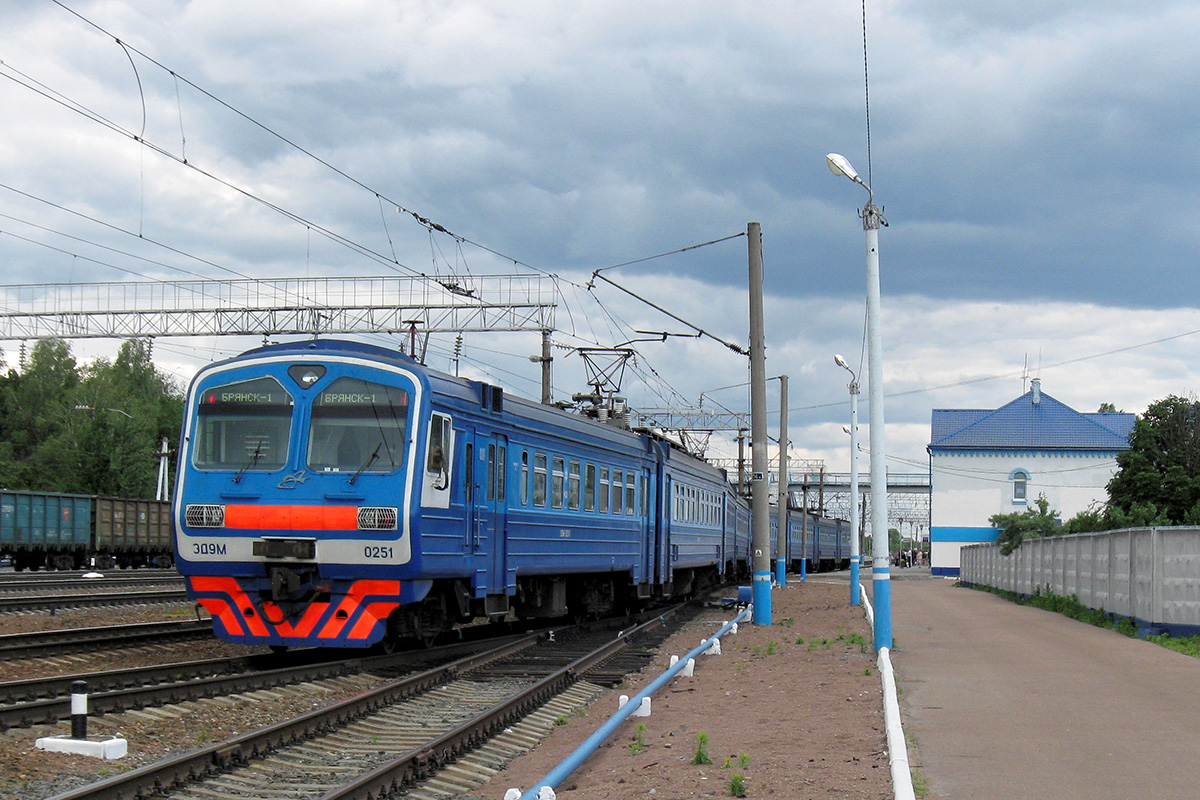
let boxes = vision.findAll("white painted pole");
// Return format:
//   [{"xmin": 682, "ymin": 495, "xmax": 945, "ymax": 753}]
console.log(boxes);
[
  {"xmin": 849, "ymin": 377, "xmax": 861, "ymax": 604},
  {"xmin": 864, "ymin": 204, "xmax": 891, "ymax": 649}
]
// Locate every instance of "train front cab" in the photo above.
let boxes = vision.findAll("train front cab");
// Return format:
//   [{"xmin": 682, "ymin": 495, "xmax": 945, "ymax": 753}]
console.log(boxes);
[{"xmin": 175, "ymin": 345, "xmax": 432, "ymax": 649}]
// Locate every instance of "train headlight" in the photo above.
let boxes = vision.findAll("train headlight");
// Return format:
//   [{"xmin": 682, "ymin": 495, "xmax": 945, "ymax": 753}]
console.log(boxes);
[
  {"xmin": 357, "ymin": 507, "xmax": 398, "ymax": 531},
  {"xmin": 185, "ymin": 504, "xmax": 225, "ymax": 528}
]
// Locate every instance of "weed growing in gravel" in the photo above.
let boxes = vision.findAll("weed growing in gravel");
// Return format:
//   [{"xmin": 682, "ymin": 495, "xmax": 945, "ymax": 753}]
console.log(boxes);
[
  {"xmin": 911, "ymin": 767, "xmax": 929, "ymax": 798},
  {"xmin": 752, "ymin": 640, "xmax": 779, "ymax": 656},
  {"xmin": 778, "ymin": 617, "xmax": 794, "ymax": 627},
  {"xmin": 554, "ymin": 715, "xmax": 569, "ymax": 727},
  {"xmin": 629, "ymin": 723, "xmax": 649, "ymax": 755},
  {"xmin": 721, "ymin": 753, "xmax": 751, "ymax": 769},
  {"xmin": 728, "ymin": 772, "xmax": 748, "ymax": 797},
  {"xmin": 691, "ymin": 732, "xmax": 712, "ymax": 765},
  {"xmin": 794, "ymin": 636, "xmax": 805, "ymax": 645},
  {"xmin": 837, "ymin": 631, "xmax": 868, "ymax": 653},
  {"xmin": 864, "ymin": 666, "xmax": 873, "ymax": 676},
  {"xmin": 807, "ymin": 637, "xmax": 832, "ymax": 651}
]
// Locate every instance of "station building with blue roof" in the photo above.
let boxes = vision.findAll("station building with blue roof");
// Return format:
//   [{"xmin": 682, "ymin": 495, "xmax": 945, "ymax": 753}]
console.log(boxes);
[{"xmin": 927, "ymin": 378, "xmax": 1135, "ymax": 577}]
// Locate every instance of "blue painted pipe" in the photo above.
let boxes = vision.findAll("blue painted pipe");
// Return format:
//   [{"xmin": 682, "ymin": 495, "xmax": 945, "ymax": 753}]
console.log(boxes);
[{"xmin": 516, "ymin": 607, "xmax": 752, "ymax": 800}]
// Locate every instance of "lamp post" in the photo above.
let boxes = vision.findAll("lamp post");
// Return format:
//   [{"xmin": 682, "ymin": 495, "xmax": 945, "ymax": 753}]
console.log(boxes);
[
  {"xmin": 73, "ymin": 404, "xmax": 133, "ymax": 419},
  {"xmin": 826, "ymin": 152, "xmax": 892, "ymax": 650},
  {"xmin": 834, "ymin": 354, "xmax": 861, "ymax": 606}
]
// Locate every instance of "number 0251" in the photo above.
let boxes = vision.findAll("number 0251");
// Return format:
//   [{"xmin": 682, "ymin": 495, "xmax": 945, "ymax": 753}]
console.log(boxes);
[{"xmin": 363, "ymin": 545, "xmax": 394, "ymax": 559}]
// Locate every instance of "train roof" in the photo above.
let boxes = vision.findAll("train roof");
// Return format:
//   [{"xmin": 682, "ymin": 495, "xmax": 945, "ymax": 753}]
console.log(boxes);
[{"xmin": 213, "ymin": 338, "xmax": 728, "ymax": 478}]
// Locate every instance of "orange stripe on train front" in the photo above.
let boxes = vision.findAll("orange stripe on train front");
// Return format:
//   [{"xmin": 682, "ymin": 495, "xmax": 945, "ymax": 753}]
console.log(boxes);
[
  {"xmin": 224, "ymin": 505, "xmax": 359, "ymax": 530},
  {"xmin": 188, "ymin": 576, "xmax": 270, "ymax": 636},
  {"xmin": 266, "ymin": 599, "xmax": 330, "ymax": 638},
  {"xmin": 317, "ymin": 580, "xmax": 402, "ymax": 639},
  {"xmin": 194, "ymin": 597, "xmax": 244, "ymax": 637},
  {"xmin": 347, "ymin": 601, "xmax": 401, "ymax": 639}
]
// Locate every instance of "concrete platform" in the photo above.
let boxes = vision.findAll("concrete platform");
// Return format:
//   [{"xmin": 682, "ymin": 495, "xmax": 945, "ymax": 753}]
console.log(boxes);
[
  {"xmin": 35, "ymin": 735, "xmax": 127, "ymax": 760},
  {"xmin": 885, "ymin": 576, "xmax": 1200, "ymax": 800}
]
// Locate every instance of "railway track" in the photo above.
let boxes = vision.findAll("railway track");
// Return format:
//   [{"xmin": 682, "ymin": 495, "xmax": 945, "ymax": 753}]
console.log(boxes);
[
  {"xmin": 1, "ymin": 636, "xmax": 511, "ymax": 734},
  {"xmin": 0, "ymin": 619, "xmax": 212, "ymax": 661},
  {"xmin": 0, "ymin": 574, "xmax": 184, "ymax": 594},
  {"xmin": 45, "ymin": 603, "xmax": 698, "ymax": 800},
  {"xmin": 0, "ymin": 589, "xmax": 189, "ymax": 614}
]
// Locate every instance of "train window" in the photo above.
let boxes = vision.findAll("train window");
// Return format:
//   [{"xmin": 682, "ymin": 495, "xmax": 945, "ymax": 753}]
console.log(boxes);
[
  {"xmin": 568, "ymin": 460, "xmax": 581, "ymax": 511},
  {"xmin": 497, "ymin": 445, "xmax": 506, "ymax": 501},
  {"xmin": 599, "ymin": 467, "xmax": 610, "ymax": 513},
  {"xmin": 465, "ymin": 442, "xmax": 473, "ymax": 503},
  {"xmin": 520, "ymin": 450, "xmax": 529, "ymax": 505},
  {"xmin": 426, "ymin": 414, "xmax": 451, "ymax": 474},
  {"xmin": 625, "ymin": 473, "xmax": 635, "ymax": 515},
  {"xmin": 194, "ymin": 376, "xmax": 293, "ymax": 471},
  {"xmin": 551, "ymin": 456, "xmax": 565, "ymax": 508},
  {"xmin": 612, "ymin": 470, "xmax": 624, "ymax": 514},
  {"xmin": 533, "ymin": 452, "xmax": 547, "ymax": 507},
  {"xmin": 307, "ymin": 377, "xmax": 407, "ymax": 474},
  {"xmin": 584, "ymin": 464, "xmax": 596, "ymax": 512},
  {"xmin": 487, "ymin": 444, "xmax": 496, "ymax": 501}
]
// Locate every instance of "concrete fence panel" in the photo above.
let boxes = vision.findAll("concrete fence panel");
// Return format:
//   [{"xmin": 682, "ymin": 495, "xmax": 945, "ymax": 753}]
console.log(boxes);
[{"xmin": 960, "ymin": 527, "xmax": 1200, "ymax": 636}]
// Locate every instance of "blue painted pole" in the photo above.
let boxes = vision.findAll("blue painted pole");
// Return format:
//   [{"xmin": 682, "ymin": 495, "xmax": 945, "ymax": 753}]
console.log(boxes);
[
  {"xmin": 752, "ymin": 570, "xmax": 772, "ymax": 624},
  {"xmin": 775, "ymin": 557, "xmax": 785, "ymax": 586},
  {"xmin": 850, "ymin": 557, "xmax": 861, "ymax": 605},
  {"xmin": 873, "ymin": 557, "xmax": 892, "ymax": 648}
]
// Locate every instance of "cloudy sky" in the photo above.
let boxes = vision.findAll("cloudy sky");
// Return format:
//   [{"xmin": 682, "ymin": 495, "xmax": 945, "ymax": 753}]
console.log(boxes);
[{"xmin": 3, "ymin": 0, "xmax": 1200, "ymax": 479}]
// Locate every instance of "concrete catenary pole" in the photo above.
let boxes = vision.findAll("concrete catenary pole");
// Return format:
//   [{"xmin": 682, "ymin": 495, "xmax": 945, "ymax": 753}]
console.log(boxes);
[
  {"xmin": 848, "ymin": 375, "xmax": 861, "ymax": 604},
  {"xmin": 864, "ymin": 199, "xmax": 892, "ymax": 649},
  {"xmin": 775, "ymin": 374, "xmax": 789, "ymax": 586},
  {"xmin": 748, "ymin": 222, "xmax": 771, "ymax": 625}
]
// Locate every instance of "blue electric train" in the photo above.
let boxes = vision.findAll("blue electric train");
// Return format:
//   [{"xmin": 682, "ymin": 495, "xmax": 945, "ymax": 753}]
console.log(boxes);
[{"xmin": 173, "ymin": 338, "xmax": 849, "ymax": 649}]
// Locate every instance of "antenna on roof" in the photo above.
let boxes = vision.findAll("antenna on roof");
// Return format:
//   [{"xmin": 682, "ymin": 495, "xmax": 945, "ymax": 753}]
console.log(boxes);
[{"xmin": 1022, "ymin": 354, "xmax": 1028, "ymax": 393}]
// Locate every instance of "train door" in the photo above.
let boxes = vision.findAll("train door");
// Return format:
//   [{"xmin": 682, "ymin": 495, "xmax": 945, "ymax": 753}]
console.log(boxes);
[
  {"xmin": 467, "ymin": 427, "xmax": 509, "ymax": 615},
  {"xmin": 657, "ymin": 473, "xmax": 673, "ymax": 589},
  {"xmin": 639, "ymin": 466, "xmax": 654, "ymax": 593}
]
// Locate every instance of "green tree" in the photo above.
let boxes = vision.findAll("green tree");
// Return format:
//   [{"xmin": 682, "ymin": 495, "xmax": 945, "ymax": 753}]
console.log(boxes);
[
  {"xmin": 1106, "ymin": 395, "xmax": 1200, "ymax": 524},
  {"xmin": 990, "ymin": 494, "xmax": 1060, "ymax": 555},
  {"xmin": 74, "ymin": 339, "xmax": 183, "ymax": 497},
  {"xmin": 6, "ymin": 339, "xmax": 81, "ymax": 491},
  {"xmin": 0, "ymin": 338, "xmax": 183, "ymax": 497}
]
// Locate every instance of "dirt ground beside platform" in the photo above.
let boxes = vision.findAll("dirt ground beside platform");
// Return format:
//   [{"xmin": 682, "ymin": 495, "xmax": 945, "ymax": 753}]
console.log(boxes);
[{"xmin": 462, "ymin": 579, "xmax": 892, "ymax": 800}]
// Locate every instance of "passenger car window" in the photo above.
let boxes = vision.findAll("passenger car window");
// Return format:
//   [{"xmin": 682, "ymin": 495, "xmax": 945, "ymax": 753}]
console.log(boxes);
[
  {"xmin": 194, "ymin": 376, "xmax": 293, "ymax": 470},
  {"xmin": 307, "ymin": 377, "xmax": 407, "ymax": 473}
]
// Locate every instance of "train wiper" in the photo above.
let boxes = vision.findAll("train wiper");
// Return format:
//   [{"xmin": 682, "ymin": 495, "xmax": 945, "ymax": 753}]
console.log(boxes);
[
  {"xmin": 234, "ymin": 441, "xmax": 264, "ymax": 484},
  {"xmin": 350, "ymin": 442, "xmax": 382, "ymax": 485}
]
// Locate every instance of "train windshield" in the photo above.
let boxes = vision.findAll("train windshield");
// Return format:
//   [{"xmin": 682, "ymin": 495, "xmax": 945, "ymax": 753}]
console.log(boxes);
[
  {"xmin": 307, "ymin": 377, "xmax": 408, "ymax": 474},
  {"xmin": 193, "ymin": 377, "xmax": 294, "ymax": 470}
]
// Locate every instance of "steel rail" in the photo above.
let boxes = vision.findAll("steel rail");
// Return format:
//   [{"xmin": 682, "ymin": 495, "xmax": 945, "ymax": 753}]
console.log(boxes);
[
  {"xmin": 0, "ymin": 619, "xmax": 211, "ymax": 659},
  {"xmin": 0, "ymin": 589, "xmax": 188, "ymax": 613},
  {"xmin": 46, "ymin": 602, "xmax": 695, "ymax": 800}
]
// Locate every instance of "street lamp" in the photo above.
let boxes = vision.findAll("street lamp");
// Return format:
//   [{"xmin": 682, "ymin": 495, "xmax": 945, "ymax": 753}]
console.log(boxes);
[
  {"xmin": 827, "ymin": 152, "xmax": 892, "ymax": 651},
  {"xmin": 834, "ymin": 354, "xmax": 861, "ymax": 607},
  {"xmin": 73, "ymin": 404, "xmax": 133, "ymax": 419}
]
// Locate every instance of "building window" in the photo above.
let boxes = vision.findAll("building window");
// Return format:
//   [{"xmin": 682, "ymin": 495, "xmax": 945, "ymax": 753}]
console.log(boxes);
[{"xmin": 1010, "ymin": 469, "xmax": 1029, "ymax": 504}]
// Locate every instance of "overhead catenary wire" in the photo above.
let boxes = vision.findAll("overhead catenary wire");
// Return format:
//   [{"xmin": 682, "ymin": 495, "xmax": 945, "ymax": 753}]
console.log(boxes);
[{"xmin": 8, "ymin": 4, "xmax": 748, "ymax": 421}]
